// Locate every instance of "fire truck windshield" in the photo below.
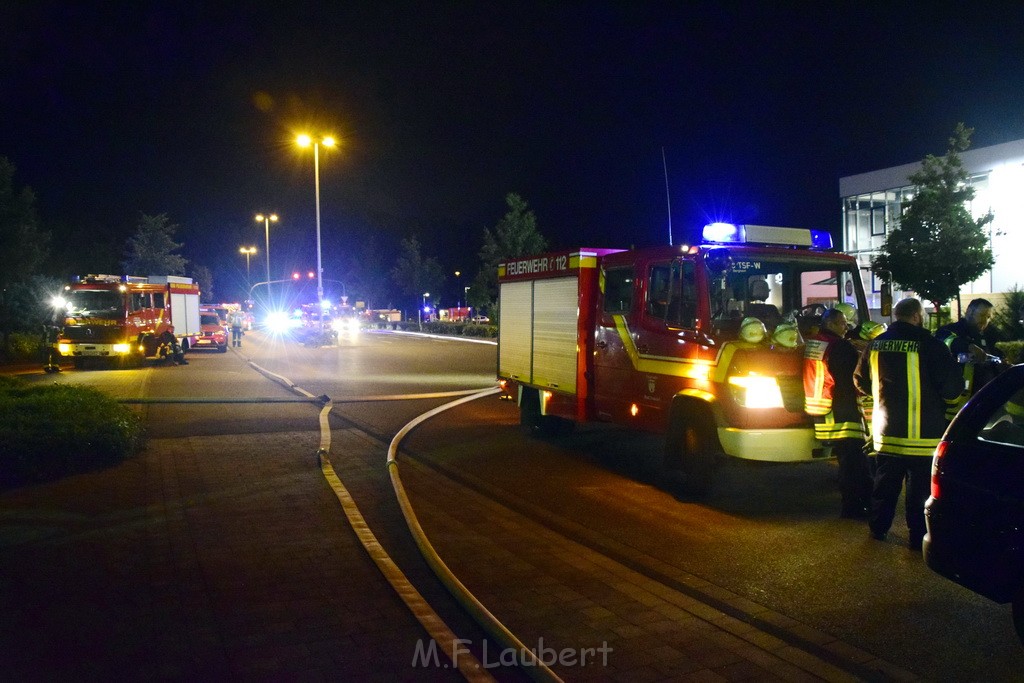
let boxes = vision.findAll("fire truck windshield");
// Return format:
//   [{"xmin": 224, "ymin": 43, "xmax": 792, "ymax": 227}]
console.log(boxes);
[
  {"xmin": 65, "ymin": 289, "xmax": 124, "ymax": 318},
  {"xmin": 708, "ymin": 257, "xmax": 862, "ymax": 341}
]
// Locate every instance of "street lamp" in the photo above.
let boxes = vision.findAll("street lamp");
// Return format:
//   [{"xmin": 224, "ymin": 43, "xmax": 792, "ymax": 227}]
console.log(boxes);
[
  {"xmin": 296, "ymin": 134, "xmax": 336, "ymax": 315},
  {"xmin": 239, "ymin": 246, "xmax": 257, "ymax": 282},
  {"xmin": 255, "ymin": 213, "xmax": 278, "ymax": 284},
  {"xmin": 419, "ymin": 291, "xmax": 430, "ymax": 328}
]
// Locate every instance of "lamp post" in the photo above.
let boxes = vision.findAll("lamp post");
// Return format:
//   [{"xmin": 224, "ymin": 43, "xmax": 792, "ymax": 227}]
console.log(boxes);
[
  {"xmin": 239, "ymin": 246, "xmax": 257, "ymax": 283},
  {"xmin": 296, "ymin": 134, "xmax": 336, "ymax": 316},
  {"xmin": 255, "ymin": 213, "xmax": 278, "ymax": 284},
  {"xmin": 419, "ymin": 291, "xmax": 430, "ymax": 328}
]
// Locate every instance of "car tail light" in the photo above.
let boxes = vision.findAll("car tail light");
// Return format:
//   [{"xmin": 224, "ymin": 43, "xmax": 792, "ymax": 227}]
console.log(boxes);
[{"xmin": 931, "ymin": 440, "xmax": 948, "ymax": 499}]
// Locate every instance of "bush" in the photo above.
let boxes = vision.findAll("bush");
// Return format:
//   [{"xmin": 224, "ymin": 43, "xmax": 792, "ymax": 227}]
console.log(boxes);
[
  {"xmin": 2, "ymin": 331, "xmax": 46, "ymax": 362},
  {"xmin": 0, "ymin": 376, "xmax": 145, "ymax": 488},
  {"xmin": 421, "ymin": 320, "xmax": 497, "ymax": 338},
  {"xmin": 995, "ymin": 341, "xmax": 1024, "ymax": 365},
  {"xmin": 994, "ymin": 286, "xmax": 1024, "ymax": 341}
]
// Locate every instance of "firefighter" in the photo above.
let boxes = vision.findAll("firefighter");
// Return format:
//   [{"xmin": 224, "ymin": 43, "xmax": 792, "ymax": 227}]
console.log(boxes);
[
  {"xmin": 935, "ymin": 298, "xmax": 1007, "ymax": 420},
  {"xmin": 228, "ymin": 308, "xmax": 245, "ymax": 348},
  {"xmin": 833, "ymin": 302, "xmax": 858, "ymax": 336},
  {"xmin": 852, "ymin": 321, "xmax": 886, "ymax": 458},
  {"xmin": 804, "ymin": 307, "xmax": 872, "ymax": 518},
  {"xmin": 159, "ymin": 327, "xmax": 188, "ymax": 365},
  {"xmin": 854, "ymin": 298, "xmax": 962, "ymax": 550}
]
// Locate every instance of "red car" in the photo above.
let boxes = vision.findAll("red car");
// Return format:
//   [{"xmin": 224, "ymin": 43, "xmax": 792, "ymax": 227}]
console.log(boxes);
[{"xmin": 192, "ymin": 312, "xmax": 228, "ymax": 352}]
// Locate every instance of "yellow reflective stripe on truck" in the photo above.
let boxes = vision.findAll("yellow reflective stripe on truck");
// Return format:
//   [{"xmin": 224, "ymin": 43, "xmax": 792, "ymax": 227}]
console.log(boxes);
[{"xmin": 611, "ymin": 315, "xmax": 713, "ymax": 380}]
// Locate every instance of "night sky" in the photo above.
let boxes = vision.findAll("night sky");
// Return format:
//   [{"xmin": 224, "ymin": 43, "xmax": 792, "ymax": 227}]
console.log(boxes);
[{"xmin": 3, "ymin": 2, "xmax": 1024, "ymax": 304}]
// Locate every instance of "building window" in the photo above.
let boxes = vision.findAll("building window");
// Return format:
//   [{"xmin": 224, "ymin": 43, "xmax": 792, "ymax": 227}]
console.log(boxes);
[{"xmin": 871, "ymin": 205, "xmax": 886, "ymax": 236}]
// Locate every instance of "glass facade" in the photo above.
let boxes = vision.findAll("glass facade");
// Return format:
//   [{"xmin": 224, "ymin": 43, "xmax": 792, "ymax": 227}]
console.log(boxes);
[{"xmin": 840, "ymin": 160, "xmax": 1024, "ymax": 320}]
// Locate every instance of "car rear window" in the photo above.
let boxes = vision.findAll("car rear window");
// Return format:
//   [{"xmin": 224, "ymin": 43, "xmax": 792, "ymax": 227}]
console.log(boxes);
[{"xmin": 978, "ymin": 388, "xmax": 1024, "ymax": 448}]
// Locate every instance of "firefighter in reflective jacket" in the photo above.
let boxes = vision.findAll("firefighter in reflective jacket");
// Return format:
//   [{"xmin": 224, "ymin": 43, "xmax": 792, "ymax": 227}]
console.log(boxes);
[
  {"xmin": 851, "ymin": 321, "xmax": 886, "ymax": 439},
  {"xmin": 804, "ymin": 307, "xmax": 872, "ymax": 518},
  {"xmin": 935, "ymin": 298, "xmax": 1006, "ymax": 420},
  {"xmin": 854, "ymin": 298, "xmax": 963, "ymax": 550}
]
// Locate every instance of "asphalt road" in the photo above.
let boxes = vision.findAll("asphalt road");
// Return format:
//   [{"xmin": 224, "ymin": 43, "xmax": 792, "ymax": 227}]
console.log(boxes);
[{"xmin": 27, "ymin": 328, "xmax": 1024, "ymax": 679}]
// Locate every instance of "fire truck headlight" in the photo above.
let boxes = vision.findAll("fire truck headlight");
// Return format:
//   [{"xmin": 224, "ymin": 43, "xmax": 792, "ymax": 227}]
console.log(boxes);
[
  {"xmin": 728, "ymin": 374, "xmax": 784, "ymax": 409},
  {"xmin": 112, "ymin": 343, "xmax": 132, "ymax": 354},
  {"xmin": 58, "ymin": 343, "xmax": 70, "ymax": 354}
]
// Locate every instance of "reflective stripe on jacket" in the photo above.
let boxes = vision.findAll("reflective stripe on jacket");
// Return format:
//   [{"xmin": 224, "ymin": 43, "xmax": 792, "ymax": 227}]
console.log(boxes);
[
  {"xmin": 804, "ymin": 329, "xmax": 865, "ymax": 442},
  {"xmin": 854, "ymin": 321, "xmax": 963, "ymax": 457}
]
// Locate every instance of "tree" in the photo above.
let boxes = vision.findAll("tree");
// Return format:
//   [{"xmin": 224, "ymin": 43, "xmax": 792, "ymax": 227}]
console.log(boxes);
[
  {"xmin": 192, "ymin": 264, "xmax": 213, "ymax": 302},
  {"xmin": 992, "ymin": 285, "xmax": 1024, "ymax": 341},
  {"xmin": 0, "ymin": 274, "xmax": 64, "ymax": 336},
  {"xmin": 0, "ymin": 157, "xmax": 49, "ymax": 295},
  {"xmin": 122, "ymin": 213, "xmax": 188, "ymax": 276},
  {"xmin": 871, "ymin": 123, "xmax": 995, "ymax": 315},
  {"xmin": 347, "ymin": 235, "xmax": 393, "ymax": 311},
  {"xmin": 471, "ymin": 193, "xmax": 548, "ymax": 314},
  {"xmin": 390, "ymin": 235, "xmax": 445, "ymax": 312}
]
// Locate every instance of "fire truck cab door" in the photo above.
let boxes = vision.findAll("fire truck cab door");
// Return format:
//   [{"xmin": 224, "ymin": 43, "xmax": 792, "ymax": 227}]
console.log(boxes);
[{"xmin": 593, "ymin": 264, "xmax": 638, "ymax": 421}]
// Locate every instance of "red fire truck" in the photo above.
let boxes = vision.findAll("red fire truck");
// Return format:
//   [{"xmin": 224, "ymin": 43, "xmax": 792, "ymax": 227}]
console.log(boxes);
[
  {"xmin": 54, "ymin": 274, "xmax": 201, "ymax": 368},
  {"xmin": 497, "ymin": 223, "xmax": 869, "ymax": 492}
]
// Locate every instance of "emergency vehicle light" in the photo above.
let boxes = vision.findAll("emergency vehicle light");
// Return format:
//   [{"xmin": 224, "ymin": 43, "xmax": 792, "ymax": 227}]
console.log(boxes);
[{"xmin": 701, "ymin": 223, "xmax": 833, "ymax": 250}]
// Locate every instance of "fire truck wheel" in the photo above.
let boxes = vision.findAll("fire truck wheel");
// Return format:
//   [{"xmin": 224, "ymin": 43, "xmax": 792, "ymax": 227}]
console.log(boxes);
[
  {"xmin": 665, "ymin": 411, "xmax": 717, "ymax": 496},
  {"xmin": 519, "ymin": 387, "xmax": 566, "ymax": 437}
]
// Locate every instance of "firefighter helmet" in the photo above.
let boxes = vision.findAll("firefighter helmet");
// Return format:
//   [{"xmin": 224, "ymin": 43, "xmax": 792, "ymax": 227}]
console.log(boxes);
[
  {"xmin": 834, "ymin": 302, "xmax": 857, "ymax": 326},
  {"xmin": 859, "ymin": 321, "xmax": 886, "ymax": 340},
  {"xmin": 771, "ymin": 323, "xmax": 799, "ymax": 348},
  {"xmin": 739, "ymin": 317, "xmax": 767, "ymax": 343}
]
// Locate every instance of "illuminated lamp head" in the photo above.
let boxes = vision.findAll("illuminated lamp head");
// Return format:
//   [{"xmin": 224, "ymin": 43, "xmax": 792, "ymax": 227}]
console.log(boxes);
[
  {"xmin": 834, "ymin": 302, "xmax": 857, "ymax": 327},
  {"xmin": 771, "ymin": 323, "xmax": 799, "ymax": 348},
  {"xmin": 702, "ymin": 222, "xmax": 741, "ymax": 243},
  {"xmin": 859, "ymin": 321, "xmax": 887, "ymax": 340},
  {"xmin": 739, "ymin": 317, "xmax": 767, "ymax": 344}
]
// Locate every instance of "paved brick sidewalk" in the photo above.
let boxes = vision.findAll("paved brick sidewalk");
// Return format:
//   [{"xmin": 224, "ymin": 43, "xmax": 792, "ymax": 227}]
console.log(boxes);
[
  {"xmin": 395, "ymin": 455, "xmax": 919, "ymax": 682},
  {"xmin": 0, "ymin": 424, "xmax": 466, "ymax": 681}
]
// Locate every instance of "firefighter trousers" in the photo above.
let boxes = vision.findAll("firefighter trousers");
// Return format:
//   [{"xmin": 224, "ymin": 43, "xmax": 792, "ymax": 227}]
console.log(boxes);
[
  {"xmin": 869, "ymin": 453, "xmax": 932, "ymax": 542},
  {"xmin": 830, "ymin": 438, "xmax": 872, "ymax": 516}
]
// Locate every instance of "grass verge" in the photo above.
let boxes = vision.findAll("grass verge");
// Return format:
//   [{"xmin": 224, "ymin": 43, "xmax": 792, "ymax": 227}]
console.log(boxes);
[{"xmin": 0, "ymin": 376, "xmax": 145, "ymax": 488}]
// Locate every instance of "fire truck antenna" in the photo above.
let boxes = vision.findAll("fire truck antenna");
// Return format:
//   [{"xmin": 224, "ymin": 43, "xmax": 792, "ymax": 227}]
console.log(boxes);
[{"xmin": 662, "ymin": 146, "xmax": 673, "ymax": 246}]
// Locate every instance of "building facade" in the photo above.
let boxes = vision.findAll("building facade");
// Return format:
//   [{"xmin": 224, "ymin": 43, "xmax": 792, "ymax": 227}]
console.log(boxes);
[{"xmin": 840, "ymin": 138, "xmax": 1024, "ymax": 320}]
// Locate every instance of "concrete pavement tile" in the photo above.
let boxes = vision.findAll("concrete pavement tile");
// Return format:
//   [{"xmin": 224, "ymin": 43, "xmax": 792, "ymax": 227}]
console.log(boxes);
[{"xmin": 675, "ymin": 668, "xmax": 729, "ymax": 682}]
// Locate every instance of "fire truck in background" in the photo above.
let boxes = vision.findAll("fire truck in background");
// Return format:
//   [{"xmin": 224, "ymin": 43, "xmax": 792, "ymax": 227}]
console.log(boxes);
[
  {"xmin": 497, "ymin": 223, "xmax": 869, "ymax": 493},
  {"xmin": 53, "ymin": 274, "xmax": 201, "ymax": 368}
]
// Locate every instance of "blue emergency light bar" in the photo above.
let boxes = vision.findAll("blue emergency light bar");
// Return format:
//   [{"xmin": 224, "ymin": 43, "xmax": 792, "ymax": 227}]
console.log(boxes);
[{"xmin": 701, "ymin": 223, "xmax": 833, "ymax": 250}]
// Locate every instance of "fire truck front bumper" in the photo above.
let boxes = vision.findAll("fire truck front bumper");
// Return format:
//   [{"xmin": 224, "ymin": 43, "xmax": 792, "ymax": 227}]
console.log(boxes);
[
  {"xmin": 57, "ymin": 341, "xmax": 137, "ymax": 358},
  {"xmin": 717, "ymin": 427, "xmax": 828, "ymax": 463}
]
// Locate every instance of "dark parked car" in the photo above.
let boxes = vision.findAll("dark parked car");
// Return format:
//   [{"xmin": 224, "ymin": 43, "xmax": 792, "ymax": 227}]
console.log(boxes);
[{"xmin": 924, "ymin": 363, "xmax": 1024, "ymax": 643}]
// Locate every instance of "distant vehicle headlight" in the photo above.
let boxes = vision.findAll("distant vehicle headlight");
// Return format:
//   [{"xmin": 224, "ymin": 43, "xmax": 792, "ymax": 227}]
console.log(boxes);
[
  {"xmin": 265, "ymin": 311, "xmax": 293, "ymax": 334},
  {"xmin": 112, "ymin": 343, "xmax": 132, "ymax": 354},
  {"xmin": 332, "ymin": 318, "xmax": 360, "ymax": 335}
]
